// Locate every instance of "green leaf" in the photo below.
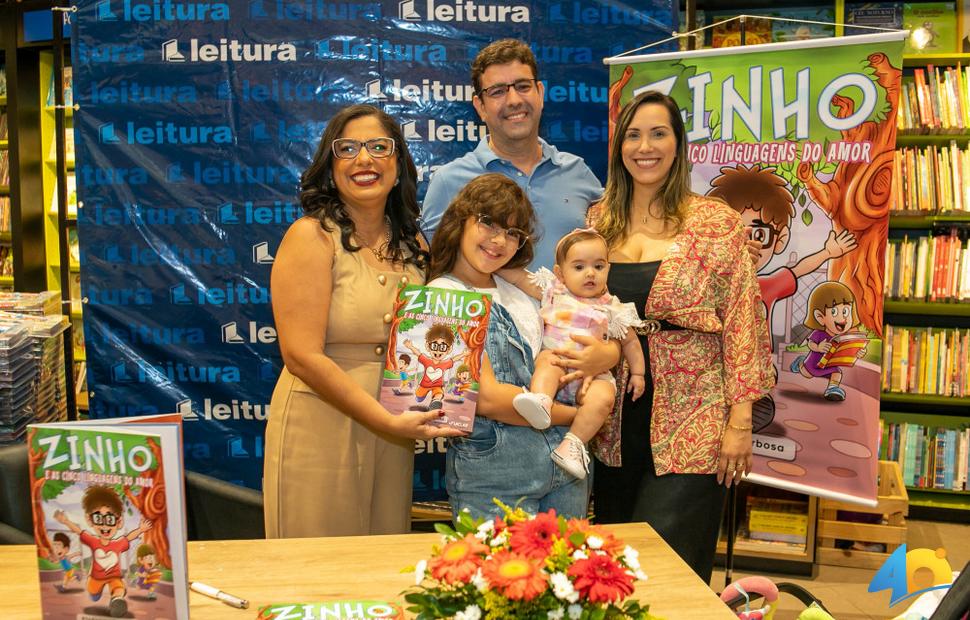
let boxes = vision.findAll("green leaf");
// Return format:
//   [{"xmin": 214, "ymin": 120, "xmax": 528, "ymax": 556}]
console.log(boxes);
[
  {"xmin": 569, "ymin": 532, "xmax": 587, "ymax": 547},
  {"xmin": 798, "ymin": 192, "xmax": 807, "ymax": 207},
  {"xmin": 801, "ymin": 209, "xmax": 813, "ymax": 226},
  {"xmin": 433, "ymin": 522, "xmax": 457, "ymax": 538}
]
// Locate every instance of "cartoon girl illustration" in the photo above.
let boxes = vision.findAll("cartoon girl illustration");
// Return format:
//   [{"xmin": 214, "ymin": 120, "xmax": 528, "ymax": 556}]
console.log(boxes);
[{"xmin": 790, "ymin": 281, "xmax": 868, "ymax": 402}]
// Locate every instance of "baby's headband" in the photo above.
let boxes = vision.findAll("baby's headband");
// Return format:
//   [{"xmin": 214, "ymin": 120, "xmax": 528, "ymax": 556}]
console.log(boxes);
[{"xmin": 554, "ymin": 227, "xmax": 605, "ymax": 256}]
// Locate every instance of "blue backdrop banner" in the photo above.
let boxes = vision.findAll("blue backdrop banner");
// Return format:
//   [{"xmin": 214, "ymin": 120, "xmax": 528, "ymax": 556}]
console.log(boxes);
[{"xmin": 73, "ymin": 0, "xmax": 676, "ymax": 498}]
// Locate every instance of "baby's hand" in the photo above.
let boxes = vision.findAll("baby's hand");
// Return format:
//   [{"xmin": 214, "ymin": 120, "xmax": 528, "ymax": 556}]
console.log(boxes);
[{"xmin": 627, "ymin": 375, "xmax": 645, "ymax": 400}]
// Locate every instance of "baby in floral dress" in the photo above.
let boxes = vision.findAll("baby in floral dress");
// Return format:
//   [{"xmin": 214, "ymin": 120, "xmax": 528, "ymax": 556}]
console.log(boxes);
[{"xmin": 512, "ymin": 229, "xmax": 646, "ymax": 479}]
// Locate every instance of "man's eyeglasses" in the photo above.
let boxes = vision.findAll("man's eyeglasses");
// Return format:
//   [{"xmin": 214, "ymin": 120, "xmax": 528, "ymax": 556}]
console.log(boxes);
[
  {"xmin": 477, "ymin": 78, "xmax": 537, "ymax": 100},
  {"xmin": 748, "ymin": 223, "xmax": 779, "ymax": 249},
  {"xmin": 476, "ymin": 214, "xmax": 529, "ymax": 249},
  {"xmin": 428, "ymin": 340, "xmax": 451, "ymax": 353},
  {"xmin": 90, "ymin": 512, "xmax": 119, "ymax": 527},
  {"xmin": 331, "ymin": 137, "xmax": 396, "ymax": 160}
]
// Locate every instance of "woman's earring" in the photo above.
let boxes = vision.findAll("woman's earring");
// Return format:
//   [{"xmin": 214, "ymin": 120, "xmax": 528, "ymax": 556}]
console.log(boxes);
[
  {"xmin": 328, "ymin": 174, "xmax": 335, "ymax": 189},
  {"xmin": 394, "ymin": 175, "xmax": 400, "ymax": 187}
]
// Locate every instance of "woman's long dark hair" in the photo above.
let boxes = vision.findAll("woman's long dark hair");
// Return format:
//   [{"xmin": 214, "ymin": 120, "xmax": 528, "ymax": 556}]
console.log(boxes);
[{"xmin": 299, "ymin": 104, "xmax": 427, "ymax": 270}]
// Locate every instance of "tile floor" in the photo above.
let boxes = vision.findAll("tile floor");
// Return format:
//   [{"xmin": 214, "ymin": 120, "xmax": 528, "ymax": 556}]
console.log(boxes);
[{"xmin": 710, "ymin": 520, "xmax": 970, "ymax": 619}]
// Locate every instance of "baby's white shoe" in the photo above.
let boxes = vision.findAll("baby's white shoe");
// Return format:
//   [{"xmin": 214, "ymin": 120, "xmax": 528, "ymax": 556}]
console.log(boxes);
[
  {"xmin": 551, "ymin": 432, "xmax": 590, "ymax": 480},
  {"xmin": 512, "ymin": 391, "xmax": 552, "ymax": 429}
]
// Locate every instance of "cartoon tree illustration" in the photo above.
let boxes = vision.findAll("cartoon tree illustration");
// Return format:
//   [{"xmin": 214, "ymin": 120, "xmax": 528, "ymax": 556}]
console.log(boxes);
[
  {"xmin": 454, "ymin": 296, "xmax": 492, "ymax": 381},
  {"xmin": 124, "ymin": 437, "xmax": 171, "ymax": 569},
  {"xmin": 796, "ymin": 53, "xmax": 900, "ymax": 335}
]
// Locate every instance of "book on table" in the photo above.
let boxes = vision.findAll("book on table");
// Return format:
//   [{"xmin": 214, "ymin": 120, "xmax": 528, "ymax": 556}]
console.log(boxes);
[
  {"xmin": 27, "ymin": 413, "xmax": 188, "ymax": 619},
  {"xmin": 378, "ymin": 284, "xmax": 491, "ymax": 433}
]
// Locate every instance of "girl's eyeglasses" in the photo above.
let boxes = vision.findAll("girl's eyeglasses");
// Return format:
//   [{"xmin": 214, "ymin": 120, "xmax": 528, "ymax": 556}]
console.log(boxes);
[{"xmin": 476, "ymin": 214, "xmax": 529, "ymax": 249}]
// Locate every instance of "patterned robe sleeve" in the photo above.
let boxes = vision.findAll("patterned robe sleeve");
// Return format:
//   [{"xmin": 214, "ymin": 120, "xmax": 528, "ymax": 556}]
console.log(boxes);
[{"xmin": 717, "ymin": 214, "xmax": 775, "ymax": 404}]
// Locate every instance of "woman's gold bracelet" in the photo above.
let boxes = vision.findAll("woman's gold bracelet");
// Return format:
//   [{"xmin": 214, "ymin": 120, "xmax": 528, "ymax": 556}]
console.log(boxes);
[{"xmin": 726, "ymin": 423, "xmax": 752, "ymax": 432}]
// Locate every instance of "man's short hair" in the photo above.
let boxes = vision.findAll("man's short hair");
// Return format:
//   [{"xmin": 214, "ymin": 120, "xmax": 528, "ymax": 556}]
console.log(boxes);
[{"xmin": 471, "ymin": 39, "xmax": 538, "ymax": 94}]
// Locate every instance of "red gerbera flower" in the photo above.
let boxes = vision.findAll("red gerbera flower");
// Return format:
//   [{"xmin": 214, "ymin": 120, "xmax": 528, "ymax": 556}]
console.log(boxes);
[
  {"xmin": 567, "ymin": 553, "xmax": 635, "ymax": 603},
  {"xmin": 429, "ymin": 534, "xmax": 489, "ymax": 585},
  {"xmin": 481, "ymin": 550, "xmax": 548, "ymax": 601},
  {"xmin": 509, "ymin": 509, "xmax": 560, "ymax": 558}
]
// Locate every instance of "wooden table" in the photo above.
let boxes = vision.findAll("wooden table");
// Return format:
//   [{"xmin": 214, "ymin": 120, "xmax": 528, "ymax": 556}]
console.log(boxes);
[{"xmin": 0, "ymin": 523, "xmax": 735, "ymax": 618}]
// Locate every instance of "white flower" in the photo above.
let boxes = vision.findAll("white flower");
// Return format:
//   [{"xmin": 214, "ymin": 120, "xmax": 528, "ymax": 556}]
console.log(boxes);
[
  {"xmin": 550, "ymin": 572, "xmax": 579, "ymax": 603},
  {"xmin": 587, "ymin": 535, "xmax": 603, "ymax": 550},
  {"xmin": 491, "ymin": 530, "xmax": 508, "ymax": 547},
  {"xmin": 571, "ymin": 549, "xmax": 588, "ymax": 561},
  {"xmin": 471, "ymin": 568, "xmax": 488, "ymax": 593},
  {"xmin": 567, "ymin": 603, "xmax": 583, "ymax": 619},
  {"xmin": 475, "ymin": 520, "xmax": 495, "ymax": 541},
  {"xmin": 622, "ymin": 545, "xmax": 640, "ymax": 570},
  {"xmin": 635, "ymin": 568, "xmax": 648, "ymax": 581},
  {"xmin": 548, "ymin": 608, "xmax": 565, "ymax": 620},
  {"xmin": 455, "ymin": 605, "xmax": 482, "ymax": 620},
  {"xmin": 414, "ymin": 559, "xmax": 427, "ymax": 585}
]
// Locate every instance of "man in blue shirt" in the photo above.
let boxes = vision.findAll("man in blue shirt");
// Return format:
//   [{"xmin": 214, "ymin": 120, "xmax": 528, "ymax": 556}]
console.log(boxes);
[{"xmin": 420, "ymin": 39, "xmax": 603, "ymax": 269}]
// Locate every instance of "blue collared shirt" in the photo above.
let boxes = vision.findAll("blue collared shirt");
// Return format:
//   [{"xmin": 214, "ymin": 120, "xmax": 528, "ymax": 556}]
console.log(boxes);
[{"xmin": 420, "ymin": 137, "xmax": 603, "ymax": 270}]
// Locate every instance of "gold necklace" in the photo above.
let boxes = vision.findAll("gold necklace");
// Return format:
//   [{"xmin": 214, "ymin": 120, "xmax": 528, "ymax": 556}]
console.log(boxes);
[{"xmin": 354, "ymin": 218, "xmax": 392, "ymax": 262}]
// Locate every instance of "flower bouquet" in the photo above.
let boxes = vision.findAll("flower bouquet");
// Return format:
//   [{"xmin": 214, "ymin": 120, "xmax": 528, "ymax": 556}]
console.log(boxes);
[{"xmin": 404, "ymin": 503, "xmax": 661, "ymax": 619}]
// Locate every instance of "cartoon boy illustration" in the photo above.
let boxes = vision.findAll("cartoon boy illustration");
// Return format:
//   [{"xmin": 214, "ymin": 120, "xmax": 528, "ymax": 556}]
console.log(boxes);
[
  {"xmin": 403, "ymin": 324, "xmax": 464, "ymax": 411},
  {"xmin": 708, "ymin": 164, "xmax": 858, "ymax": 332},
  {"xmin": 450, "ymin": 365, "xmax": 472, "ymax": 403},
  {"xmin": 394, "ymin": 353, "xmax": 414, "ymax": 394},
  {"xmin": 131, "ymin": 543, "xmax": 162, "ymax": 600},
  {"xmin": 790, "ymin": 281, "xmax": 868, "ymax": 401},
  {"xmin": 55, "ymin": 485, "xmax": 154, "ymax": 618},
  {"xmin": 50, "ymin": 531, "xmax": 82, "ymax": 593}
]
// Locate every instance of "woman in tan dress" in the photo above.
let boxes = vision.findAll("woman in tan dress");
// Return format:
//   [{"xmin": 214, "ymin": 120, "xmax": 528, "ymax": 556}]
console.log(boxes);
[{"xmin": 264, "ymin": 105, "xmax": 462, "ymax": 538}]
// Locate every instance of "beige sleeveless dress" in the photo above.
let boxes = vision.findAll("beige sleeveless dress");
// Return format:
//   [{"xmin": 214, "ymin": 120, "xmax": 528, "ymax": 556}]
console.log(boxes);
[{"xmin": 263, "ymin": 222, "xmax": 424, "ymax": 538}]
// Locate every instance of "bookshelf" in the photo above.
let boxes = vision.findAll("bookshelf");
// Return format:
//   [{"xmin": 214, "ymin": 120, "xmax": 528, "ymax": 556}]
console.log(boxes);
[
  {"xmin": 0, "ymin": 61, "xmax": 10, "ymax": 290},
  {"xmin": 38, "ymin": 49, "xmax": 81, "ymax": 386}
]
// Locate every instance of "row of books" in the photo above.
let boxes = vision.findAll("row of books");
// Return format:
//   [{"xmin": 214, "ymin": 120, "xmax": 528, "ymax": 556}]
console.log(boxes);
[
  {"xmin": 0, "ymin": 150, "xmax": 8, "ymax": 187},
  {"xmin": 0, "ymin": 111, "xmax": 7, "ymax": 140},
  {"xmin": 892, "ymin": 143, "xmax": 970, "ymax": 214},
  {"xmin": 0, "ymin": 246, "xmax": 12, "ymax": 277},
  {"xmin": 45, "ymin": 66, "xmax": 73, "ymax": 109},
  {"xmin": 898, "ymin": 65, "xmax": 970, "ymax": 134},
  {"xmin": 680, "ymin": 3, "xmax": 960, "ymax": 53},
  {"xmin": 880, "ymin": 420, "xmax": 970, "ymax": 491},
  {"xmin": 884, "ymin": 228, "xmax": 970, "ymax": 301},
  {"xmin": 0, "ymin": 196, "xmax": 9, "ymax": 233},
  {"xmin": 0, "ymin": 64, "xmax": 6, "ymax": 98},
  {"xmin": 881, "ymin": 325, "xmax": 970, "ymax": 397}
]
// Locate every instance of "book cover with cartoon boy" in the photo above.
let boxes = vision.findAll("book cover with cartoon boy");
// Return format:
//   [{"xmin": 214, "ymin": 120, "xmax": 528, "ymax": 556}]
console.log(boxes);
[
  {"xmin": 379, "ymin": 284, "xmax": 491, "ymax": 433},
  {"xmin": 27, "ymin": 414, "xmax": 188, "ymax": 619}
]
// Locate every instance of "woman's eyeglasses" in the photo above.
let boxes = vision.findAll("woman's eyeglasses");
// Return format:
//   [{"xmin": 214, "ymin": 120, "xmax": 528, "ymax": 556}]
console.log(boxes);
[
  {"xmin": 331, "ymin": 137, "xmax": 396, "ymax": 160},
  {"xmin": 477, "ymin": 79, "xmax": 537, "ymax": 100},
  {"xmin": 476, "ymin": 214, "xmax": 529, "ymax": 249}
]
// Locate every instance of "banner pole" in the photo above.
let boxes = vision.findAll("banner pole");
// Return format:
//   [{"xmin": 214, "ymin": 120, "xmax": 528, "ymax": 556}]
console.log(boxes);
[{"xmin": 724, "ymin": 483, "xmax": 738, "ymax": 589}]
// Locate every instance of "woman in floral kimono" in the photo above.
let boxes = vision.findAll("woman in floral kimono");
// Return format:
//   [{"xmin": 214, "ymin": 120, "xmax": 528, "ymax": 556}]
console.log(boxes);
[{"xmin": 588, "ymin": 91, "xmax": 774, "ymax": 583}]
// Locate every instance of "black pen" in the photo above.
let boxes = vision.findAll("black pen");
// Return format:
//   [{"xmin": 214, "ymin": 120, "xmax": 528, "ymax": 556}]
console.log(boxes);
[{"xmin": 189, "ymin": 580, "xmax": 250, "ymax": 609}]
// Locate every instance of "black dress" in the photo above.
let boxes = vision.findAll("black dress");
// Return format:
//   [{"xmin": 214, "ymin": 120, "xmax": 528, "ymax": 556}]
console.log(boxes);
[{"xmin": 594, "ymin": 261, "xmax": 727, "ymax": 584}]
